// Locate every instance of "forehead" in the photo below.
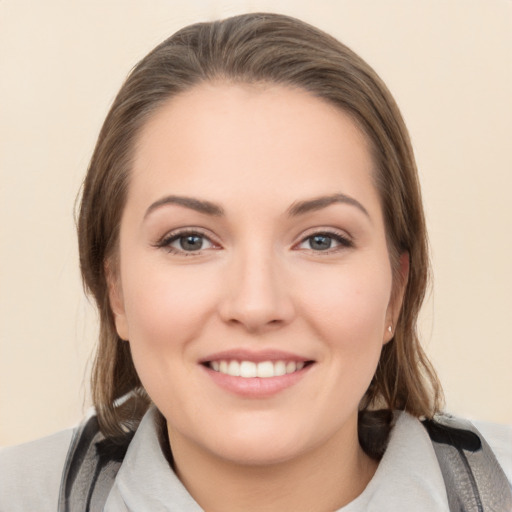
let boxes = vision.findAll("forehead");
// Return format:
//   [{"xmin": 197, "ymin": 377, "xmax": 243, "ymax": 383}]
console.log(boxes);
[{"xmin": 129, "ymin": 82, "xmax": 380, "ymax": 217}]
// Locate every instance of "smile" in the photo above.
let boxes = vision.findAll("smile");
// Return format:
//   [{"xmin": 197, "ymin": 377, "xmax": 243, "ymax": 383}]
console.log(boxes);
[
  {"xmin": 207, "ymin": 360, "xmax": 306, "ymax": 378},
  {"xmin": 200, "ymin": 350, "xmax": 314, "ymax": 397}
]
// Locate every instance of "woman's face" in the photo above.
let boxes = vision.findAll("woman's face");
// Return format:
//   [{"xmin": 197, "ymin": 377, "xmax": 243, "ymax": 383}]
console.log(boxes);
[{"xmin": 111, "ymin": 83, "xmax": 404, "ymax": 466}]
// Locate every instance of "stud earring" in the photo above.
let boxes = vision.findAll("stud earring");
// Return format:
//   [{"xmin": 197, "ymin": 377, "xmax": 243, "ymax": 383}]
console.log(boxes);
[{"xmin": 388, "ymin": 325, "xmax": 393, "ymax": 334}]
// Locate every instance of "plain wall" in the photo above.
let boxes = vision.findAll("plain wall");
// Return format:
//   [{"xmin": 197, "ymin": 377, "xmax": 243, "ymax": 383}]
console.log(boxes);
[{"xmin": 1, "ymin": 0, "xmax": 511, "ymax": 446}]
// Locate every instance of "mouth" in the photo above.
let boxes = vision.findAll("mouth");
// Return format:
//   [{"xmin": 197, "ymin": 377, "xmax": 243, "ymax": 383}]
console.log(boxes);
[
  {"xmin": 199, "ymin": 350, "xmax": 315, "ymax": 397},
  {"xmin": 200, "ymin": 356, "xmax": 315, "ymax": 399},
  {"xmin": 203, "ymin": 359, "xmax": 313, "ymax": 378}
]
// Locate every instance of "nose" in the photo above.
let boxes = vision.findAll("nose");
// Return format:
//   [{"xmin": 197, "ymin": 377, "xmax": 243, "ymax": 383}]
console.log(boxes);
[{"xmin": 218, "ymin": 247, "xmax": 295, "ymax": 333}]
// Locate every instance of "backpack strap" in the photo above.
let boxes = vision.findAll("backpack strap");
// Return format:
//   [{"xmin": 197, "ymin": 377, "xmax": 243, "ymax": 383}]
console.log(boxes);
[
  {"xmin": 58, "ymin": 415, "xmax": 134, "ymax": 512},
  {"xmin": 423, "ymin": 414, "xmax": 512, "ymax": 511}
]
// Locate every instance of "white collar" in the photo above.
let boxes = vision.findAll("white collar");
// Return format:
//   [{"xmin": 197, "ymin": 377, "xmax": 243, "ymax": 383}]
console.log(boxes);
[
  {"xmin": 338, "ymin": 411, "xmax": 449, "ymax": 511},
  {"xmin": 105, "ymin": 408, "xmax": 449, "ymax": 511}
]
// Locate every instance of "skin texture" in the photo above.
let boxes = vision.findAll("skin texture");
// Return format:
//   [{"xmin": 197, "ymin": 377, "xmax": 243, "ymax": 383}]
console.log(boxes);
[{"xmin": 109, "ymin": 83, "xmax": 407, "ymax": 511}]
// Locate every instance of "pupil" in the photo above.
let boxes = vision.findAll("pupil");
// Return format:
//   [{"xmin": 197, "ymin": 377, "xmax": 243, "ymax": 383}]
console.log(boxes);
[
  {"xmin": 180, "ymin": 235, "xmax": 203, "ymax": 251},
  {"xmin": 311, "ymin": 235, "xmax": 331, "ymax": 250}
]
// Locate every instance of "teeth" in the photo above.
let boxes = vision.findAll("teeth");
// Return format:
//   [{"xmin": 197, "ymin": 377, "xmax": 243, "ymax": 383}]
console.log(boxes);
[
  {"xmin": 257, "ymin": 361, "xmax": 274, "ymax": 378},
  {"xmin": 286, "ymin": 361, "xmax": 296, "ymax": 374},
  {"xmin": 274, "ymin": 361, "xmax": 286, "ymax": 376},
  {"xmin": 228, "ymin": 360, "xmax": 240, "ymax": 377},
  {"xmin": 240, "ymin": 361, "xmax": 257, "ymax": 378},
  {"xmin": 209, "ymin": 360, "xmax": 306, "ymax": 378}
]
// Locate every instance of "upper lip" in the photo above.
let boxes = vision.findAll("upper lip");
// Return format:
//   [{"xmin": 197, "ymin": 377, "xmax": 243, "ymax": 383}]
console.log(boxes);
[{"xmin": 199, "ymin": 349, "xmax": 313, "ymax": 364}]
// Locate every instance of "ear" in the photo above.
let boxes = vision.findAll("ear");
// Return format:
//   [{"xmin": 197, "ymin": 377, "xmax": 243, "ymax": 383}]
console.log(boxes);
[
  {"xmin": 383, "ymin": 252, "xmax": 409, "ymax": 344},
  {"xmin": 105, "ymin": 259, "xmax": 129, "ymax": 341}
]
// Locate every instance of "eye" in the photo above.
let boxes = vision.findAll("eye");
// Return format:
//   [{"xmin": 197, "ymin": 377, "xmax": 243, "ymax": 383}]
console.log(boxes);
[
  {"xmin": 156, "ymin": 230, "xmax": 218, "ymax": 255},
  {"xmin": 297, "ymin": 231, "xmax": 353, "ymax": 252}
]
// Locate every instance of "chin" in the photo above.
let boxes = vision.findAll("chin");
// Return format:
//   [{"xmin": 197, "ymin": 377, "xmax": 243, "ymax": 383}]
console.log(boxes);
[
  {"xmin": 193, "ymin": 414, "xmax": 320, "ymax": 467},
  {"xmin": 208, "ymin": 434, "xmax": 308, "ymax": 467}
]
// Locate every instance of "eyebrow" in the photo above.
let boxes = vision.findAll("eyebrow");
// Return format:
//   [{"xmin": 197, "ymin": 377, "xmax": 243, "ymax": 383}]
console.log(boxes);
[
  {"xmin": 144, "ymin": 195, "xmax": 225, "ymax": 218},
  {"xmin": 144, "ymin": 192, "xmax": 369, "ymax": 220},
  {"xmin": 287, "ymin": 193, "xmax": 370, "ymax": 218}
]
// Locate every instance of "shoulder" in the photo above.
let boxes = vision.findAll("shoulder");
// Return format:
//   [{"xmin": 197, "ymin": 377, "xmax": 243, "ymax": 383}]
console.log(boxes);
[
  {"xmin": 380, "ymin": 412, "xmax": 512, "ymax": 510},
  {"xmin": 420, "ymin": 412, "xmax": 512, "ymax": 510},
  {"xmin": 421, "ymin": 413, "xmax": 512, "ymax": 485},
  {"xmin": 472, "ymin": 419, "xmax": 512, "ymax": 484},
  {"xmin": 0, "ymin": 427, "xmax": 74, "ymax": 512}
]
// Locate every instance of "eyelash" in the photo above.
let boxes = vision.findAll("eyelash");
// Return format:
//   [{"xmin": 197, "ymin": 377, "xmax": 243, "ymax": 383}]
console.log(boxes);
[
  {"xmin": 154, "ymin": 228, "xmax": 354, "ymax": 256},
  {"xmin": 154, "ymin": 229, "xmax": 219, "ymax": 256},
  {"xmin": 295, "ymin": 229, "xmax": 354, "ymax": 254}
]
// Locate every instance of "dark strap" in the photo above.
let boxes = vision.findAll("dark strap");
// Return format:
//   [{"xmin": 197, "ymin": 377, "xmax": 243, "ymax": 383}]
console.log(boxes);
[
  {"xmin": 423, "ymin": 415, "xmax": 512, "ymax": 512},
  {"xmin": 58, "ymin": 416, "xmax": 133, "ymax": 512}
]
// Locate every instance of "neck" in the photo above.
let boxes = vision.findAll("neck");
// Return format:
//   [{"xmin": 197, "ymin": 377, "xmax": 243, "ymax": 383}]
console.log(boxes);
[{"xmin": 167, "ymin": 421, "xmax": 378, "ymax": 512}]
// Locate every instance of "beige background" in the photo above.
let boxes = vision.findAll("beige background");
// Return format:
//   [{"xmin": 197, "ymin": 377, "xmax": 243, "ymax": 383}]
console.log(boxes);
[{"xmin": 1, "ymin": 0, "xmax": 511, "ymax": 446}]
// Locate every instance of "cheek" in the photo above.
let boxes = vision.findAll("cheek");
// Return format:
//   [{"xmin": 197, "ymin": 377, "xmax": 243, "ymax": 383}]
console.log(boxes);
[
  {"xmin": 297, "ymin": 259, "xmax": 392, "ymax": 340},
  {"xmin": 119, "ymin": 259, "xmax": 222, "ymax": 408},
  {"xmin": 120, "ymin": 257, "xmax": 221, "ymax": 351}
]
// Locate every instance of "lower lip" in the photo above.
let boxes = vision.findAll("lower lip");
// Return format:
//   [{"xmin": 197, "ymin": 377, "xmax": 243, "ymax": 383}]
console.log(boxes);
[{"xmin": 201, "ymin": 364, "xmax": 313, "ymax": 398}]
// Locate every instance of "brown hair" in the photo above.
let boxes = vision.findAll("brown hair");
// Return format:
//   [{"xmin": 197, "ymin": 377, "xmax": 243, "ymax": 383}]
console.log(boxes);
[{"xmin": 78, "ymin": 12, "xmax": 442, "ymax": 452}]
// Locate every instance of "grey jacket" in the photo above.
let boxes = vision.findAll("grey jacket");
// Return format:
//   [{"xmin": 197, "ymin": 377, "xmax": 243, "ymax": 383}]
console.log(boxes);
[{"xmin": 1, "ymin": 408, "xmax": 511, "ymax": 511}]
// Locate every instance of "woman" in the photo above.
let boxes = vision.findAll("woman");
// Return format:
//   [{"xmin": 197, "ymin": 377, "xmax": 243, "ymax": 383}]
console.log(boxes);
[{"xmin": 1, "ymin": 12, "xmax": 510, "ymax": 512}]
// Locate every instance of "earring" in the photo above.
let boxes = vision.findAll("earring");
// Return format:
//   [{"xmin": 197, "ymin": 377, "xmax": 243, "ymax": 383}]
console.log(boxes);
[{"xmin": 388, "ymin": 325, "xmax": 393, "ymax": 334}]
